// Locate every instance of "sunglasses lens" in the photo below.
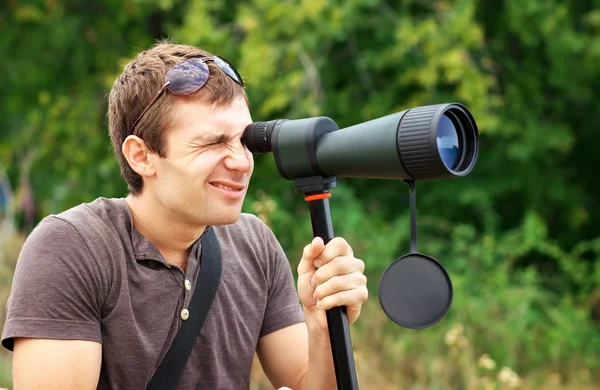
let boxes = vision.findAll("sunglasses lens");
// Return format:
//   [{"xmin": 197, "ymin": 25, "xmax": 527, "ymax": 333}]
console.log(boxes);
[
  {"xmin": 213, "ymin": 56, "xmax": 244, "ymax": 86},
  {"xmin": 165, "ymin": 58, "xmax": 210, "ymax": 95}
]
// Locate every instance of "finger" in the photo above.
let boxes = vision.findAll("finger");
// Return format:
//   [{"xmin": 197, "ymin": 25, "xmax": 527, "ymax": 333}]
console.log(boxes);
[
  {"xmin": 297, "ymin": 237, "xmax": 325, "ymax": 275},
  {"xmin": 303, "ymin": 236, "xmax": 325, "ymax": 259},
  {"xmin": 313, "ymin": 272, "xmax": 367, "ymax": 302},
  {"xmin": 297, "ymin": 273, "xmax": 318, "ymax": 308},
  {"xmin": 316, "ymin": 286, "xmax": 369, "ymax": 311},
  {"xmin": 312, "ymin": 256, "xmax": 365, "ymax": 286},
  {"xmin": 314, "ymin": 237, "xmax": 354, "ymax": 268}
]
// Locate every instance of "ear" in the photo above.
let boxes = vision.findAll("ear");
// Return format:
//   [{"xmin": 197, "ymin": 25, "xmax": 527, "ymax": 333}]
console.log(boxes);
[{"xmin": 122, "ymin": 135, "xmax": 157, "ymax": 178}]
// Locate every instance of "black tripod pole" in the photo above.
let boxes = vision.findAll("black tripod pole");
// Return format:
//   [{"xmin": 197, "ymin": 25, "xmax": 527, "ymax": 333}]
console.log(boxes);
[{"xmin": 295, "ymin": 176, "xmax": 359, "ymax": 390}]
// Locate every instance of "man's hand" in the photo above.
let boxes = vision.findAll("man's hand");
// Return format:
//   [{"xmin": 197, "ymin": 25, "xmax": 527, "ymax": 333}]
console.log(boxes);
[{"xmin": 297, "ymin": 236, "xmax": 368, "ymax": 334}]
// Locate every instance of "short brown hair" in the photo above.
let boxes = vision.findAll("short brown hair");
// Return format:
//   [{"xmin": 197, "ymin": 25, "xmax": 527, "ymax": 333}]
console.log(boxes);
[{"xmin": 107, "ymin": 40, "xmax": 248, "ymax": 195}]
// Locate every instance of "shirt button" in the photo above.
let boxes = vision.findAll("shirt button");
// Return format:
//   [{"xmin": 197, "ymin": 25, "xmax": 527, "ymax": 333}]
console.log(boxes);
[
  {"xmin": 181, "ymin": 309, "xmax": 190, "ymax": 321},
  {"xmin": 185, "ymin": 279, "xmax": 192, "ymax": 291}
]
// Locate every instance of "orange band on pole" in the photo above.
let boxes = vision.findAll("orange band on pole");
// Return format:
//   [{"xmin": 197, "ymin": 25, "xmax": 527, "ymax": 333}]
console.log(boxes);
[{"xmin": 304, "ymin": 193, "xmax": 332, "ymax": 202}]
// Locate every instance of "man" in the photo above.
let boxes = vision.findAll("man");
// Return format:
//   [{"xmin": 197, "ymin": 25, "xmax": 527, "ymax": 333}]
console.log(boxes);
[{"xmin": 1, "ymin": 41, "xmax": 368, "ymax": 389}]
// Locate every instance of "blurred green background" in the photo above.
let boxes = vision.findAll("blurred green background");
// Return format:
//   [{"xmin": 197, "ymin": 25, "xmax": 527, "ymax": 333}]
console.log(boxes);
[{"xmin": 2, "ymin": 0, "xmax": 600, "ymax": 389}]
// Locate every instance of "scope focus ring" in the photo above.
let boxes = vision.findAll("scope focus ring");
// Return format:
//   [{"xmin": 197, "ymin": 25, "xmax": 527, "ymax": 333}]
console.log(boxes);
[{"xmin": 397, "ymin": 105, "xmax": 443, "ymax": 180}]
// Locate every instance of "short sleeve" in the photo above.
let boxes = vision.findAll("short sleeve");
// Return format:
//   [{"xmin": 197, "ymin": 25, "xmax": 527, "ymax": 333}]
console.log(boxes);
[
  {"xmin": 257, "ymin": 219, "xmax": 304, "ymax": 337},
  {"xmin": 2, "ymin": 216, "xmax": 104, "ymax": 351}
]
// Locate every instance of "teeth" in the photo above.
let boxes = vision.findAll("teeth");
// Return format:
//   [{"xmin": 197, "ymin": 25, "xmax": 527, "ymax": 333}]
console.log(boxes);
[{"xmin": 214, "ymin": 183, "xmax": 238, "ymax": 191}]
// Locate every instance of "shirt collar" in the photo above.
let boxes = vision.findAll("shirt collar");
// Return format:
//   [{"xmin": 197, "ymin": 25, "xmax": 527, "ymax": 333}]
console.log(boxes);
[{"xmin": 119, "ymin": 198, "xmax": 210, "ymax": 263}]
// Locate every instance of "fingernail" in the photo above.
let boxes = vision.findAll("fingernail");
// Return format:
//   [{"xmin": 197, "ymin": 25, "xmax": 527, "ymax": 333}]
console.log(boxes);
[
  {"xmin": 317, "ymin": 300, "xmax": 322, "ymax": 308},
  {"xmin": 312, "ymin": 292, "xmax": 317, "ymax": 301},
  {"xmin": 314, "ymin": 259, "xmax": 322, "ymax": 268},
  {"xmin": 311, "ymin": 277, "xmax": 316, "ymax": 288}
]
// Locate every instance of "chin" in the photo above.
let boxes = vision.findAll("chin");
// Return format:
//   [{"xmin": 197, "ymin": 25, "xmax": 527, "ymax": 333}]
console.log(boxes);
[{"xmin": 209, "ymin": 211, "xmax": 243, "ymax": 226}]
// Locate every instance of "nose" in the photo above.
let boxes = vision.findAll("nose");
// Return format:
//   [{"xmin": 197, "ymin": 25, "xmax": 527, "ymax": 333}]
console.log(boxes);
[{"xmin": 225, "ymin": 141, "xmax": 252, "ymax": 172}]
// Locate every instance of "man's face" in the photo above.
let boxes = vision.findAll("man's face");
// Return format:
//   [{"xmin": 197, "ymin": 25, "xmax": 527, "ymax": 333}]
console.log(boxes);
[{"xmin": 147, "ymin": 95, "xmax": 254, "ymax": 227}]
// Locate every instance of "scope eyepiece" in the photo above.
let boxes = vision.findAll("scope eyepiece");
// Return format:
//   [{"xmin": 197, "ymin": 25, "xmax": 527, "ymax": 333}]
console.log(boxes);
[{"xmin": 242, "ymin": 119, "xmax": 287, "ymax": 154}]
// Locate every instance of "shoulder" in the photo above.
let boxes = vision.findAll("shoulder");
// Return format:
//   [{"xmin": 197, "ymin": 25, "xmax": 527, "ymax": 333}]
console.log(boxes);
[
  {"xmin": 43, "ymin": 197, "xmax": 129, "ymax": 247},
  {"xmin": 14, "ymin": 198, "xmax": 127, "ymax": 297},
  {"xmin": 53, "ymin": 197, "xmax": 128, "ymax": 233},
  {"xmin": 22, "ymin": 197, "xmax": 130, "ymax": 266},
  {"xmin": 21, "ymin": 213, "xmax": 85, "ymax": 255}
]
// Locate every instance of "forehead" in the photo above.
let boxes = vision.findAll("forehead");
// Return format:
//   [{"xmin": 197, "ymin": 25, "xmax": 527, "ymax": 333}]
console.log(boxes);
[{"xmin": 167, "ymin": 96, "xmax": 252, "ymax": 140}]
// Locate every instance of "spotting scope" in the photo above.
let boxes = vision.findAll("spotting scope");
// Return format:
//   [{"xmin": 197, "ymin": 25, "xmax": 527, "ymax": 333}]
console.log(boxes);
[
  {"xmin": 242, "ymin": 102, "xmax": 479, "ymax": 390},
  {"xmin": 242, "ymin": 103, "xmax": 479, "ymax": 181}
]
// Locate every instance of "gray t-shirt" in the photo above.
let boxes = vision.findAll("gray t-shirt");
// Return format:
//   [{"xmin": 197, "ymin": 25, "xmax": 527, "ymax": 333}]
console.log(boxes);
[{"xmin": 2, "ymin": 197, "xmax": 305, "ymax": 389}]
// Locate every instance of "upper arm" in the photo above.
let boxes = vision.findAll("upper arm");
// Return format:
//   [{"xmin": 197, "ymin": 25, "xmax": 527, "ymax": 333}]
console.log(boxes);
[
  {"xmin": 2, "ymin": 216, "xmax": 105, "ymax": 386},
  {"xmin": 13, "ymin": 338, "xmax": 102, "ymax": 389},
  {"xmin": 256, "ymin": 323, "xmax": 309, "ymax": 389},
  {"xmin": 2, "ymin": 216, "xmax": 104, "ymax": 351}
]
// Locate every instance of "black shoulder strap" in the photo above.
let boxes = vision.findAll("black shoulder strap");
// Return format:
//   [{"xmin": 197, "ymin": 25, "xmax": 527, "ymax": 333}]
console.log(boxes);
[{"xmin": 147, "ymin": 228, "xmax": 222, "ymax": 390}]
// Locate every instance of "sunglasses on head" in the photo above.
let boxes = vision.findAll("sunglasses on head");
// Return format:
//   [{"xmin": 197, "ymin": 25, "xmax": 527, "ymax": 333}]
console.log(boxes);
[{"xmin": 131, "ymin": 56, "xmax": 244, "ymax": 135}]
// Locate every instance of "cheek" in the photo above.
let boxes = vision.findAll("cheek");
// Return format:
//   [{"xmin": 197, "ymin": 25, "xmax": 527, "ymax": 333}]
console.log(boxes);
[
  {"xmin": 246, "ymin": 150, "xmax": 255, "ymax": 170},
  {"xmin": 189, "ymin": 151, "xmax": 225, "ymax": 178},
  {"xmin": 157, "ymin": 156, "xmax": 203, "ymax": 185}
]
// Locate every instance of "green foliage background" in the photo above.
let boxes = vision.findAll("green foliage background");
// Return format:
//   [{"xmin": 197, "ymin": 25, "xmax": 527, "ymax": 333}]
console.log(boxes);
[{"xmin": 1, "ymin": 0, "xmax": 600, "ymax": 388}]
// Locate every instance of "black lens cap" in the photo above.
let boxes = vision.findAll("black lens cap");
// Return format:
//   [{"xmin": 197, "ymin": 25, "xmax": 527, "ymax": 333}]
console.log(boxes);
[{"xmin": 379, "ymin": 252, "xmax": 453, "ymax": 329}]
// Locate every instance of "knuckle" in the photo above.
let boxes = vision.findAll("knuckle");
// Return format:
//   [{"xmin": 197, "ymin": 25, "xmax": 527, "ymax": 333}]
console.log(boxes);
[
  {"xmin": 357, "ymin": 259, "xmax": 365, "ymax": 272},
  {"xmin": 328, "ymin": 237, "xmax": 346, "ymax": 254},
  {"xmin": 334, "ymin": 236, "xmax": 348, "ymax": 247},
  {"xmin": 361, "ymin": 287, "xmax": 369, "ymax": 301},
  {"xmin": 326, "ymin": 257, "xmax": 353, "ymax": 276},
  {"xmin": 329, "ymin": 276, "xmax": 341, "ymax": 291},
  {"xmin": 344, "ymin": 257, "xmax": 360, "ymax": 273},
  {"xmin": 356, "ymin": 272, "xmax": 367, "ymax": 286},
  {"xmin": 328, "ymin": 256, "xmax": 343, "ymax": 269}
]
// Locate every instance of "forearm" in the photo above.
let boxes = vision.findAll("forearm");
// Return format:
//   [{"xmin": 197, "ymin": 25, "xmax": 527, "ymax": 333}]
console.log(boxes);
[{"xmin": 297, "ymin": 310, "xmax": 338, "ymax": 390}]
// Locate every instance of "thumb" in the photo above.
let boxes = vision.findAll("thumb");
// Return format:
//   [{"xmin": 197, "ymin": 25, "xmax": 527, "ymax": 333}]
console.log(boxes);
[{"xmin": 297, "ymin": 237, "xmax": 325, "ymax": 275}]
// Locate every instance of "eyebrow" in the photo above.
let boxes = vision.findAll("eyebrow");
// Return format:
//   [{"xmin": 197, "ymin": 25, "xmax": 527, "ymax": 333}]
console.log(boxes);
[{"xmin": 191, "ymin": 133, "xmax": 231, "ymax": 144}]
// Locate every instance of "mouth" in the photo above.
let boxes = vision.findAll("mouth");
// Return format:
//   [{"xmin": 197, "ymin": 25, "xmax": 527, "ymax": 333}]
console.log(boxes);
[{"xmin": 209, "ymin": 181, "xmax": 246, "ymax": 192}]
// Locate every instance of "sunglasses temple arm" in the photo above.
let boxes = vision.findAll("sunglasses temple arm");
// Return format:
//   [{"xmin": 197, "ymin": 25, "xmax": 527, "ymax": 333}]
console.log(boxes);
[{"xmin": 131, "ymin": 82, "xmax": 170, "ymax": 136}]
